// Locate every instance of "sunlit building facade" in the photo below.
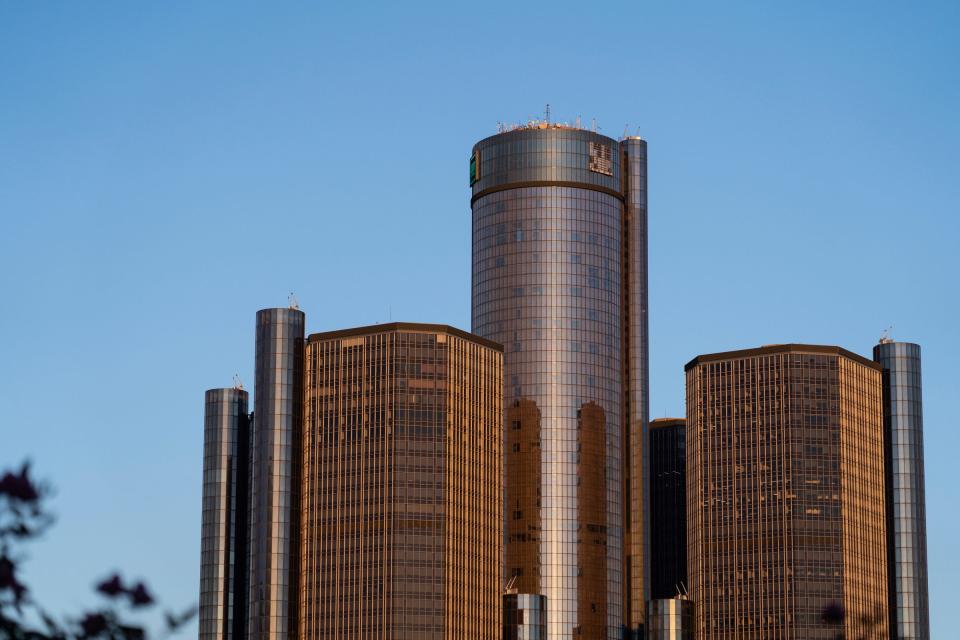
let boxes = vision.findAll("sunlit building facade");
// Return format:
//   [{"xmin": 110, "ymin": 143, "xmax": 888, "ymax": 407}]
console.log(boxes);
[
  {"xmin": 874, "ymin": 340, "xmax": 930, "ymax": 639},
  {"xmin": 299, "ymin": 323, "xmax": 503, "ymax": 640},
  {"xmin": 471, "ymin": 122, "xmax": 650, "ymax": 638},
  {"xmin": 686, "ymin": 345, "xmax": 889, "ymax": 639}
]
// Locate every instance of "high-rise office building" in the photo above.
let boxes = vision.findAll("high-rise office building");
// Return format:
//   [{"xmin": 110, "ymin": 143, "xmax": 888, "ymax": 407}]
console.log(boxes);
[
  {"xmin": 685, "ymin": 345, "xmax": 889, "ymax": 639},
  {"xmin": 199, "ymin": 388, "xmax": 250, "ymax": 640},
  {"xmin": 248, "ymin": 307, "xmax": 305, "ymax": 640},
  {"xmin": 299, "ymin": 323, "xmax": 503, "ymax": 640},
  {"xmin": 471, "ymin": 120, "xmax": 649, "ymax": 639},
  {"xmin": 874, "ymin": 340, "xmax": 930, "ymax": 639},
  {"xmin": 649, "ymin": 418, "xmax": 686, "ymax": 600},
  {"xmin": 200, "ymin": 311, "xmax": 505, "ymax": 640}
]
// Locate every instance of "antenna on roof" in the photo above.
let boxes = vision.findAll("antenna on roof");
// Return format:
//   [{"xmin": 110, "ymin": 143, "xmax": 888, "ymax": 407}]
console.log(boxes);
[
  {"xmin": 288, "ymin": 292, "xmax": 299, "ymax": 310},
  {"xmin": 591, "ymin": 117, "xmax": 597, "ymax": 132},
  {"xmin": 623, "ymin": 124, "xmax": 629, "ymax": 139},
  {"xmin": 233, "ymin": 374, "xmax": 244, "ymax": 390},
  {"xmin": 879, "ymin": 326, "xmax": 894, "ymax": 344},
  {"xmin": 544, "ymin": 103, "xmax": 551, "ymax": 124},
  {"xmin": 576, "ymin": 115, "xmax": 582, "ymax": 129}
]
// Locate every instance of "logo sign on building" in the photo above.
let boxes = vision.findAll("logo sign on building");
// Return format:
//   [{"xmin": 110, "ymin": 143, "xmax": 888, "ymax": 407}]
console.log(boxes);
[
  {"xmin": 588, "ymin": 142, "xmax": 613, "ymax": 176},
  {"xmin": 470, "ymin": 151, "xmax": 480, "ymax": 186}
]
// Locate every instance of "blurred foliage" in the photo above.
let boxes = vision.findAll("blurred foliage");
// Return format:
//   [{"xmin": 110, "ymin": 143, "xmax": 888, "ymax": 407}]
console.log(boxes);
[
  {"xmin": 0, "ymin": 462, "xmax": 196, "ymax": 640},
  {"xmin": 821, "ymin": 600, "xmax": 887, "ymax": 640}
]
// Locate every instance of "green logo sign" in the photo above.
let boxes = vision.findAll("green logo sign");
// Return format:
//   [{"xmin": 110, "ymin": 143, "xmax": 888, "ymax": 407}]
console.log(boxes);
[{"xmin": 469, "ymin": 152, "xmax": 479, "ymax": 186}]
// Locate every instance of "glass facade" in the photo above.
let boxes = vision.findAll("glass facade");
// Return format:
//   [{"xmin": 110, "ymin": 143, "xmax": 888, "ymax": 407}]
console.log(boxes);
[
  {"xmin": 504, "ymin": 593, "xmax": 548, "ymax": 640},
  {"xmin": 621, "ymin": 137, "xmax": 650, "ymax": 636},
  {"xmin": 471, "ymin": 125, "xmax": 649, "ymax": 638},
  {"xmin": 648, "ymin": 418, "xmax": 686, "ymax": 600},
  {"xmin": 685, "ymin": 345, "xmax": 889, "ymax": 639},
  {"xmin": 248, "ymin": 308, "xmax": 305, "ymax": 640},
  {"xmin": 874, "ymin": 341, "xmax": 930, "ymax": 640},
  {"xmin": 645, "ymin": 598, "xmax": 694, "ymax": 640},
  {"xmin": 199, "ymin": 388, "xmax": 250, "ymax": 640},
  {"xmin": 299, "ymin": 323, "xmax": 503, "ymax": 640}
]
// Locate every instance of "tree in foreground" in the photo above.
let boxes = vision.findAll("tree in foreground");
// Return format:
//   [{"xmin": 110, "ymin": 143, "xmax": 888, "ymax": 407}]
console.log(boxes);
[{"xmin": 0, "ymin": 462, "xmax": 195, "ymax": 640}]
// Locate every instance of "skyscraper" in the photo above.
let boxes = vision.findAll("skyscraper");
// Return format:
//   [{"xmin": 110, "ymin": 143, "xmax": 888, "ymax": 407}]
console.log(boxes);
[
  {"xmin": 685, "ymin": 345, "xmax": 889, "ymax": 639},
  {"xmin": 298, "ymin": 323, "xmax": 503, "ymax": 640},
  {"xmin": 248, "ymin": 307, "xmax": 305, "ymax": 640},
  {"xmin": 874, "ymin": 340, "xmax": 930, "ymax": 640},
  {"xmin": 648, "ymin": 418, "xmax": 686, "ymax": 600},
  {"xmin": 471, "ymin": 120, "xmax": 649, "ymax": 638},
  {"xmin": 200, "ymin": 309, "xmax": 506, "ymax": 639},
  {"xmin": 199, "ymin": 387, "xmax": 250, "ymax": 640}
]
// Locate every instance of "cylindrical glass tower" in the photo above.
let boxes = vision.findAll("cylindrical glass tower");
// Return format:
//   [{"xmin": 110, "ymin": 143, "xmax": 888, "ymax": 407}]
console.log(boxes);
[
  {"xmin": 873, "ymin": 341, "xmax": 930, "ymax": 640},
  {"xmin": 471, "ymin": 123, "xmax": 648, "ymax": 639},
  {"xmin": 621, "ymin": 136, "xmax": 650, "ymax": 629},
  {"xmin": 199, "ymin": 387, "xmax": 250, "ymax": 640},
  {"xmin": 248, "ymin": 307, "xmax": 305, "ymax": 640},
  {"xmin": 504, "ymin": 593, "xmax": 547, "ymax": 640},
  {"xmin": 645, "ymin": 598, "xmax": 694, "ymax": 640}
]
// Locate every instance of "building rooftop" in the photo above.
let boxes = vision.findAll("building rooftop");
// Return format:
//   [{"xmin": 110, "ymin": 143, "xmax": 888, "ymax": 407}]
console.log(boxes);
[
  {"xmin": 684, "ymin": 343, "xmax": 880, "ymax": 372},
  {"xmin": 490, "ymin": 118, "xmax": 644, "ymax": 141},
  {"xmin": 650, "ymin": 417, "xmax": 685, "ymax": 428},
  {"xmin": 307, "ymin": 322, "xmax": 503, "ymax": 351},
  {"xmin": 496, "ymin": 119, "xmax": 588, "ymax": 134}
]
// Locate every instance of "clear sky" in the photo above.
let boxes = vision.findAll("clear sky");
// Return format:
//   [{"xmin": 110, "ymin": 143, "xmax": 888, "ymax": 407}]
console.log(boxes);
[{"xmin": 1, "ymin": 1, "xmax": 957, "ymax": 636}]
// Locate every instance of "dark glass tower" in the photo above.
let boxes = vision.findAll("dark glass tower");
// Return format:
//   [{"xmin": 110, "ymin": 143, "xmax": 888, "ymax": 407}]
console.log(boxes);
[
  {"xmin": 248, "ymin": 307, "xmax": 305, "ymax": 640},
  {"xmin": 649, "ymin": 418, "xmax": 686, "ymax": 600},
  {"xmin": 199, "ymin": 388, "xmax": 250, "ymax": 640},
  {"xmin": 471, "ymin": 121, "xmax": 649, "ymax": 638},
  {"xmin": 874, "ymin": 340, "xmax": 930, "ymax": 640}
]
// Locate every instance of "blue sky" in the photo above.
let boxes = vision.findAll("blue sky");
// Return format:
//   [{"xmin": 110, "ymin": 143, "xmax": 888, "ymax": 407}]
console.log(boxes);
[{"xmin": 1, "ymin": 1, "xmax": 957, "ymax": 635}]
